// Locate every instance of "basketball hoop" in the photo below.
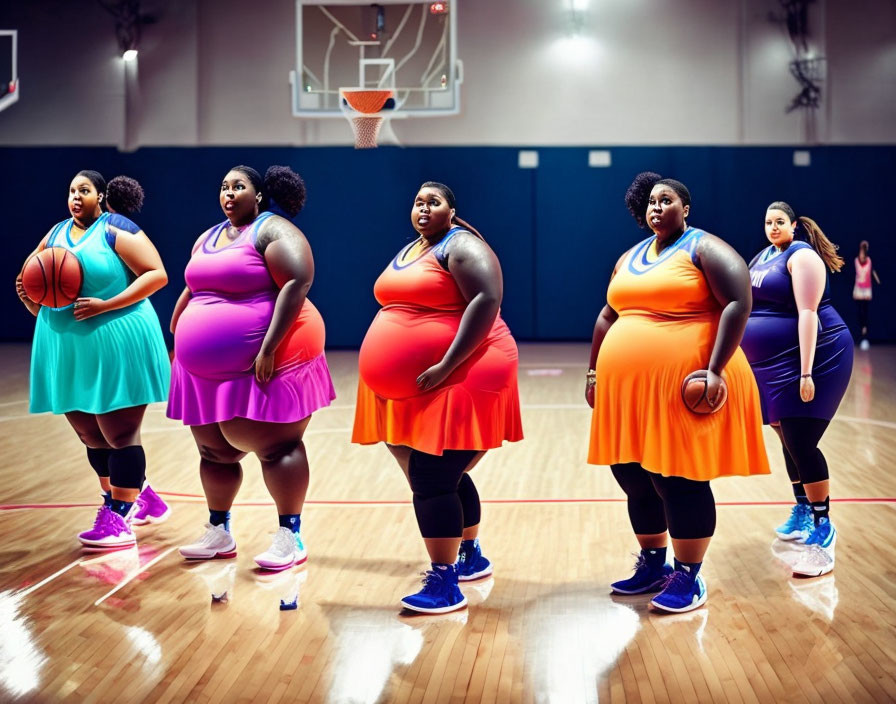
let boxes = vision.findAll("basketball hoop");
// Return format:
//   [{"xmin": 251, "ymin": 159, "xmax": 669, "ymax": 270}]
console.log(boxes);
[{"xmin": 340, "ymin": 88, "xmax": 394, "ymax": 149}]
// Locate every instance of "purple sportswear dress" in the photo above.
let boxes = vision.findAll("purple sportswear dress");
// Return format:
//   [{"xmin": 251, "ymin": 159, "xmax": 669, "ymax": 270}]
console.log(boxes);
[
  {"xmin": 167, "ymin": 212, "xmax": 335, "ymax": 425},
  {"xmin": 741, "ymin": 241, "xmax": 853, "ymax": 424}
]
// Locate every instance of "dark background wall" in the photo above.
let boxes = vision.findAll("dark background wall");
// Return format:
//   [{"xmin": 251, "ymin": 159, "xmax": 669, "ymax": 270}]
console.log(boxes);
[{"xmin": 5, "ymin": 145, "xmax": 893, "ymax": 347}]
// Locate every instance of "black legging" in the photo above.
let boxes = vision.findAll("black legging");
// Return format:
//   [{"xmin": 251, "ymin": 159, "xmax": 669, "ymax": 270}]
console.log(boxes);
[
  {"xmin": 611, "ymin": 463, "xmax": 716, "ymax": 540},
  {"xmin": 856, "ymin": 299, "xmax": 870, "ymax": 334},
  {"xmin": 408, "ymin": 449, "xmax": 481, "ymax": 538},
  {"xmin": 777, "ymin": 417, "xmax": 830, "ymax": 486}
]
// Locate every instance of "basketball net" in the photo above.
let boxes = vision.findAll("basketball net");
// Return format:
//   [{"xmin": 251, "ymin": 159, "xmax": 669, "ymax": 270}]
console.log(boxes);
[{"xmin": 340, "ymin": 88, "xmax": 394, "ymax": 149}]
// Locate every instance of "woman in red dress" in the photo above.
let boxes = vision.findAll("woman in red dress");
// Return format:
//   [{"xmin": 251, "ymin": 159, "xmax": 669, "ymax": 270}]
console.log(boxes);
[{"xmin": 353, "ymin": 182, "xmax": 523, "ymax": 613}]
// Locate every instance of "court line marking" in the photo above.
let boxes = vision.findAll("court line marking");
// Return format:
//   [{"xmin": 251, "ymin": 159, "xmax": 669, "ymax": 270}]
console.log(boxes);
[
  {"xmin": 16, "ymin": 558, "xmax": 84, "ymax": 598},
  {"xmin": 93, "ymin": 545, "xmax": 178, "ymax": 607}
]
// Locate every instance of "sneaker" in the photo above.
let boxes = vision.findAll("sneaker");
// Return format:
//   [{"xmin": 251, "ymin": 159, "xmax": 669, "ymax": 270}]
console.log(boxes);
[
  {"xmin": 401, "ymin": 564, "xmax": 468, "ymax": 614},
  {"xmin": 775, "ymin": 503, "xmax": 813, "ymax": 542},
  {"xmin": 457, "ymin": 540, "xmax": 493, "ymax": 582},
  {"xmin": 610, "ymin": 553, "xmax": 673, "ymax": 595},
  {"xmin": 78, "ymin": 505, "xmax": 137, "ymax": 548},
  {"xmin": 650, "ymin": 570, "xmax": 707, "ymax": 613},
  {"xmin": 792, "ymin": 521, "xmax": 836, "ymax": 577},
  {"xmin": 131, "ymin": 485, "xmax": 171, "ymax": 526},
  {"xmin": 179, "ymin": 523, "xmax": 237, "ymax": 560},
  {"xmin": 253, "ymin": 527, "xmax": 307, "ymax": 571}
]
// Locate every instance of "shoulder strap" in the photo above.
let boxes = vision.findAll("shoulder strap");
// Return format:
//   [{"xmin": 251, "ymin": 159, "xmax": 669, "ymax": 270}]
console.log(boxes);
[{"xmin": 432, "ymin": 226, "xmax": 469, "ymax": 267}]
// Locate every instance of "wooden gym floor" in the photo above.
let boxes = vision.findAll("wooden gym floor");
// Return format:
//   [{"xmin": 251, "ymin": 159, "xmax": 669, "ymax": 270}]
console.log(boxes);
[{"xmin": 0, "ymin": 342, "xmax": 894, "ymax": 703}]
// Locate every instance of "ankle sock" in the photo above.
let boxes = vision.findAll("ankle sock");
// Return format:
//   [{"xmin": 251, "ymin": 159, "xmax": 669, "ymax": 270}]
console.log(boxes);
[
  {"xmin": 109, "ymin": 499, "xmax": 133, "ymax": 518},
  {"xmin": 209, "ymin": 509, "xmax": 231, "ymax": 531},
  {"xmin": 673, "ymin": 558, "xmax": 702, "ymax": 578},
  {"xmin": 279, "ymin": 514, "xmax": 302, "ymax": 533},
  {"xmin": 643, "ymin": 547, "xmax": 667, "ymax": 567},
  {"xmin": 811, "ymin": 496, "xmax": 830, "ymax": 525}
]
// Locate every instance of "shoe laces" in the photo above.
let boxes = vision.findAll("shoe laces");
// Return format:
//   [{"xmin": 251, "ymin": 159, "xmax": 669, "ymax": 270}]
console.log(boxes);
[
  {"xmin": 806, "ymin": 522, "xmax": 832, "ymax": 546},
  {"xmin": 419, "ymin": 569, "xmax": 446, "ymax": 594},
  {"xmin": 271, "ymin": 527, "xmax": 298, "ymax": 554},
  {"xmin": 658, "ymin": 569, "xmax": 693, "ymax": 594},
  {"xmin": 198, "ymin": 523, "xmax": 225, "ymax": 546}
]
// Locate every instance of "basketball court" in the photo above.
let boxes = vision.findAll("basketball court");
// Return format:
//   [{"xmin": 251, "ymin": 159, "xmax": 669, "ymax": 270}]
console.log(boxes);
[{"xmin": 1, "ymin": 1, "xmax": 895, "ymax": 702}]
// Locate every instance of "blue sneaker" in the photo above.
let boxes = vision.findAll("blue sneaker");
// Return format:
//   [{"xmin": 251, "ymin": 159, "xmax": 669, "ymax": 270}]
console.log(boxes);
[
  {"xmin": 610, "ymin": 553, "xmax": 673, "ymax": 595},
  {"xmin": 650, "ymin": 568, "xmax": 707, "ymax": 613},
  {"xmin": 401, "ymin": 564, "xmax": 468, "ymax": 614},
  {"xmin": 775, "ymin": 503, "xmax": 814, "ymax": 542},
  {"xmin": 792, "ymin": 520, "xmax": 836, "ymax": 577},
  {"xmin": 458, "ymin": 539, "xmax": 493, "ymax": 582}
]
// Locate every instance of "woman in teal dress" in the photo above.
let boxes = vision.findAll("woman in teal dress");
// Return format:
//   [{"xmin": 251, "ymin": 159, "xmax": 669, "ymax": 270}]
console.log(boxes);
[{"xmin": 16, "ymin": 170, "xmax": 170, "ymax": 549}]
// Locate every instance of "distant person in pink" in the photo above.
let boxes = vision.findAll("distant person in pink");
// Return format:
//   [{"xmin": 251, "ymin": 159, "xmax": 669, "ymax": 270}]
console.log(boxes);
[
  {"xmin": 168, "ymin": 165, "xmax": 335, "ymax": 572},
  {"xmin": 853, "ymin": 240, "xmax": 881, "ymax": 350}
]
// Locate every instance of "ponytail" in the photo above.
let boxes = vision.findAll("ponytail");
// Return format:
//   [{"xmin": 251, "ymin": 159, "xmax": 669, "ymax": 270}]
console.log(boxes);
[
  {"xmin": 799, "ymin": 216, "xmax": 844, "ymax": 273},
  {"xmin": 452, "ymin": 215, "xmax": 484, "ymax": 240}
]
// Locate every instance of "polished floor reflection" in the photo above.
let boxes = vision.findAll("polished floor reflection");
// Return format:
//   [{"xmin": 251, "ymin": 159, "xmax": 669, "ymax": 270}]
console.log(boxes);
[{"xmin": 0, "ymin": 343, "xmax": 894, "ymax": 702}]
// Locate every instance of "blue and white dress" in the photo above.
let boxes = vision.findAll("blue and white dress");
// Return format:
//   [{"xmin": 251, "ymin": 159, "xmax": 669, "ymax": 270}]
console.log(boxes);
[{"xmin": 741, "ymin": 240, "xmax": 853, "ymax": 423}]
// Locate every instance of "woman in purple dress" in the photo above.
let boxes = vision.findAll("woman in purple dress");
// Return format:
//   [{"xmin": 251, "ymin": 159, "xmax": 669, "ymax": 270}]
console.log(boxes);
[
  {"xmin": 168, "ymin": 165, "xmax": 335, "ymax": 571},
  {"xmin": 741, "ymin": 201, "xmax": 852, "ymax": 578}
]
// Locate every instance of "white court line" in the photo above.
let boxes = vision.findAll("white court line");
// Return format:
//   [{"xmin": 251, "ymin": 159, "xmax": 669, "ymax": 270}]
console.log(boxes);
[
  {"xmin": 17, "ymin": 558, "xmax": 84, "ymax": 598},
  {"xmin": 0, "ymin": 399, "xmax": 27, "ymax": 408},
  {"xmin": 93, "ymin": 546, "xmax": 178, "ymax": 607}
]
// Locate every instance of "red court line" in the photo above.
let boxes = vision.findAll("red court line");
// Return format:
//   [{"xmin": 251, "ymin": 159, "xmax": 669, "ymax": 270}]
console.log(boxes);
[{"xmin": 2, "ymin": 497, "xmax": 895, "ymax": 511}]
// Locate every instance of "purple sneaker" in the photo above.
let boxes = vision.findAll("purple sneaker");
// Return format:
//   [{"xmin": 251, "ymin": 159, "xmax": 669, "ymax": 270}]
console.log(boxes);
[
  {"xmin": 131, "ymin": 485, "xmax": 171, "ymax": 526},
  {"xmin": 78, "ymin": 506, "xmax": 136, "ymax": 548}
]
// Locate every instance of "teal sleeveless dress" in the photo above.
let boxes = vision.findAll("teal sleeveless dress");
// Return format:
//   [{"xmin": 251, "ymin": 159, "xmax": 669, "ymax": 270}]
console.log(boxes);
[{"xmin": 29, "ymin": 213, "xmax": 170, "ymax": 414}]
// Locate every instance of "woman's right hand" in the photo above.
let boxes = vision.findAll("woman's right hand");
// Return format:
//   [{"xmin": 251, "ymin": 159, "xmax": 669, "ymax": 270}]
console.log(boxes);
[
  {"xmin": 15, "ymin": 274, "xmax": 39, "ymax": 317},
  {"xmin": 15, "ymin": 274, "xmax": 28, "ymax": 303},
  {"xmin": 585, "ymin": 381, "xmax": 595, "ymax": 409}
]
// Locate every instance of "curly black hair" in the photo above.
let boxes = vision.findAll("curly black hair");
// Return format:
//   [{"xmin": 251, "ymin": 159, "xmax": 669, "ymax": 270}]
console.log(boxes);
[
  {"xmin": 264, "ymin": 165, "xmax": 307, "ymax": 217},
  {"xmin": 624, "ymin": 172, "xmax": 692, "ymax": 230},
  {"xmin": 106, "ymin": 175, "xmax": 144, "ymax": 216},
  {"xmin": 624, "ymin": 171, "xmax": 662, "ymax": 230},
  {"xmin": 229, "ymin": 165, "xmax": 307, "ymax": 218}
]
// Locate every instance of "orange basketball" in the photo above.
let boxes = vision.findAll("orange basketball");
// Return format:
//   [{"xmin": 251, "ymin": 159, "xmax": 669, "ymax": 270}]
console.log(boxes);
[
  {"xmin": 21, "ymin": 247, "xmax": 83, "ymax": 308},
  {"xmin": 680, "ymin": 370, "xmax": 728, "ymax": 414}
]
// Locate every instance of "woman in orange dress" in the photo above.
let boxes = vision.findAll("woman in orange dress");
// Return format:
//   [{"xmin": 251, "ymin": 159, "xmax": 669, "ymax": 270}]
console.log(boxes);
[
  {"xmin": 586, "ymin": 172, "xmax": 769, "ymax": 613},
  {"xmin": 353, "ymin": 181, "xmax": 522, "ymax": 613}
]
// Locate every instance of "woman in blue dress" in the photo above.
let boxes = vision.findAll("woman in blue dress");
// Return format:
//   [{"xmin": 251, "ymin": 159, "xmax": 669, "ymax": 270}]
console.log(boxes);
[
  {"xmin": 741, "ymin": 201, "xmax": 853, "ymax": 577},
  {"xmin": 15, "ymin": 171, "xmax": 170, "ymax": 549}
]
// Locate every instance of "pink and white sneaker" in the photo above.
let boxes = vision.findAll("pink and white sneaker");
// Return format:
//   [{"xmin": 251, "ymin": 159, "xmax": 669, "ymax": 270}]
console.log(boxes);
[
  {"xmin": 131, "ymin": 485, "xmax": 171, "ymax": 526},
  {"xmin": 78, "ymin": 506, "xmax": 137, "ymax": 548}
]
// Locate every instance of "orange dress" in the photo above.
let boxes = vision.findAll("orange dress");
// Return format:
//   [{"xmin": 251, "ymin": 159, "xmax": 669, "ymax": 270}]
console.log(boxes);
[
  {"xmin": 588, "ymin": 228, "xmax": 769, "ymax": 480},
  {"xmin": 352, "ymin": 228, "xmax": 523, "ymax": 455}
]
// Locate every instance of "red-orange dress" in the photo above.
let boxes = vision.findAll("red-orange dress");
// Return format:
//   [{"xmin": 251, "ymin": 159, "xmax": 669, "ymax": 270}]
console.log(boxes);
[
  {"xmin": 588, "ymin": 228, "xmax": 769, "ymax": 480},
  {"xmin": 352, "ymin": 228, "xmax": 523, "ymax": 455}
]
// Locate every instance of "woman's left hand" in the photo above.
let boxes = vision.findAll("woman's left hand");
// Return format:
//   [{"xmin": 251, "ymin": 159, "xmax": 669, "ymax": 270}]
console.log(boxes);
[
  {"xmin": 253, "ymin": 350, "xmax": 276, "ymax": 383},
  {"xmin": 417, "ymin": 362, "xmax": 452, "ymax": 391},
  {"xmin": 73, "ymin": 297, "xmax": 108, "ymax": 321},
  {"xmin": 799, "ymin": 375, "xmax": 815, "ymax": 402}
]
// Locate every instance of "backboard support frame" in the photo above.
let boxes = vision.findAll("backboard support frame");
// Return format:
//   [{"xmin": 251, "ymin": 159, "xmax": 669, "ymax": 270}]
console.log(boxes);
[{"xmin": 289, "ymin": 0, "xmax": 462, "ymax": 120}]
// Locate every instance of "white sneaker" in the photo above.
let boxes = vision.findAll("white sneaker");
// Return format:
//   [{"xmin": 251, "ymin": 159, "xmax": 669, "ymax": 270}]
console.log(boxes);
[
  {"xmin": 179, "ymin": 523, "xmax": 237, "ymax": 560},
  {"xmin": 254, "ymin": 527, "xmax": 308, "ymax": 571}
]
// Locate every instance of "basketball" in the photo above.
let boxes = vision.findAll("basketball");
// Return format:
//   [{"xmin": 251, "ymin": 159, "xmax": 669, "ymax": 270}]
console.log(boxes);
[
  {"xmin": 21, "ymin": 247, "xmax": 83, "ymax": 308},
  {"xmin": 680, "ymin": 370, "xmax": 728, "ymax": 414}
]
